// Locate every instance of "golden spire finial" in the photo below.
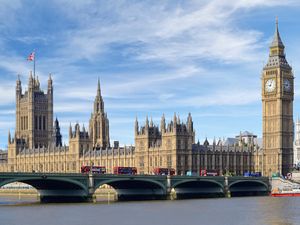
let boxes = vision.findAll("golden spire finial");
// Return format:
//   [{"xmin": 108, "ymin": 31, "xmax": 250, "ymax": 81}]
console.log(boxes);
[{"xmin": 275, "ymin": 16, "xmax": 279, "ymax": 33}]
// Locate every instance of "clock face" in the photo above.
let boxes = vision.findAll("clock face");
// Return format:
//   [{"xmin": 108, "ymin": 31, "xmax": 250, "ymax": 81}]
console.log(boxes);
[
  {"xmin": 265, "ymin": 79, "xmax": 276, "ymax": 92},
  {"xmin": 284, "ymin": 79, "xmax": 291, "ymax": 92}
]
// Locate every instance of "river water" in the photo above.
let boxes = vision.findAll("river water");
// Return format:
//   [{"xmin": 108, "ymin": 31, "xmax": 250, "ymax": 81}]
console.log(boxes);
[{"xmin": 0, "ymin": 196, "xmax": 298, "ymax": 225}]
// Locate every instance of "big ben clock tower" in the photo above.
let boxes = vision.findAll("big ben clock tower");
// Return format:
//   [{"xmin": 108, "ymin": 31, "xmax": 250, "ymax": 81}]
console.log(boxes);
[{"xmin": 262, "ymin": 19, "xmax": 294, "ymax": 176}]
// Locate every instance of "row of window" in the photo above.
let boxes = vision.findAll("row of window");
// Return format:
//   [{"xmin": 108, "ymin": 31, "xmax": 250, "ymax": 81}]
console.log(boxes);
[
  {"xmin": 34, "ymin": 115, "xmax": 47, "ymax": 130},
  {"xmin": 20, "ymin": 116, "xmax": 28, "ymax": 130},
  {"xmin": 19, "ymin": 116, "xmax": 48, "ymax": 131}
]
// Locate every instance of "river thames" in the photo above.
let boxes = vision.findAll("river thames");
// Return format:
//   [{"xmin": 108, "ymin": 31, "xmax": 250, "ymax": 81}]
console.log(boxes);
[{"xmin": 0, "ymin": 196, "xmax": 298, "ymax": 225}]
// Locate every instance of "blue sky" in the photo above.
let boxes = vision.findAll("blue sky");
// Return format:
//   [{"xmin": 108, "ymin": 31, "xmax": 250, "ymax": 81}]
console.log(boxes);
[{"xmin": 0, "ymin": 0, "xmax": 300, "ymax": 149}]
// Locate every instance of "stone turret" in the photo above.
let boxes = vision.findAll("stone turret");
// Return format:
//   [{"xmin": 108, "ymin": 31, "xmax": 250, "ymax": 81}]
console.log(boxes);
[
  {"xmin": 69, "ymin": 123, "xmax": 72, "ymax": 138},
  {"xmin": 150, "ymin": 117, "xmax": 153, "ymax": 127},
  {"xmin": 161, "ymin": 114, "xmax": 166, "ymax": 133},
  {"xmin": 135, "ymin": 117, "xmax": 139, "ymax": 135},
  {"xmin": 187, "ymin": 112, "xmax": 193, "ymax": 132},
  {"xmin": 8, "ymin": 130, "xmax": 11, "ymax": 144},
  {"xmin": 173, "ymin": 113, "xmax": 177, "ymax": 129},
  {"xmin": 53, "ymin": 118, "xmax": 62, "ymax": 147},
  {"xmin": 145, "ymin": 116, "xmax": 149, "ymax": 134},
  {"xmin": 204, "ymin": 138, "xmax": 209, "ymax": 147},
  {"xmin": 69, "ymin": 123, "xmax": 91, "ymax": 154},
  {"xmin": 16, "ymin": 75, "xmax": 22, "ymax": 99}
]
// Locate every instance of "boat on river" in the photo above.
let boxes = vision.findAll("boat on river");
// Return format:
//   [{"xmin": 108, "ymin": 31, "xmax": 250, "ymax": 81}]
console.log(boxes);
[{"xmin": 271, "ymin": 186, "xmax": 300, "ymax": 197}]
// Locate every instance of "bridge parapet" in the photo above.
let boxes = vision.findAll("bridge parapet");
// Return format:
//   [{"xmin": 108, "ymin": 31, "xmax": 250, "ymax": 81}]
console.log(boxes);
[
  {"xmin": 171, "ymin": 175, "xmax": 225, "ymax": 188},
  {"xmin": 0, "ymin": 173, "xmax": 271, "ymax": 202},
  {"xmin": 228, "ymin": 176, "xmax": 270, "ymax": 187}
]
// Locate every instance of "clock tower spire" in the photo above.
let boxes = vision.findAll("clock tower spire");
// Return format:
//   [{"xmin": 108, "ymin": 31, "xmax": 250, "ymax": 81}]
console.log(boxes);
[{"xmin": 262, "ymin": 18, "xmax": 294, "ymax": 176}]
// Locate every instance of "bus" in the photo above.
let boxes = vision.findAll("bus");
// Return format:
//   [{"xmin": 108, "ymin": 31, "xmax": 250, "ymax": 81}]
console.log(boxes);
[
  {"xmin": 199, "ymin": 169, "xmax": 219, "ymax": 176},
  {"xmin": 243, "ymin": 172, "xmax": 262, "ymax": 177},
  {"xmin": 113, "ymin": 166, "xmax": 137, "ymax": 175},
  {"xmin": 153, "ymin": 168, "xmax": 175, "ymax": 175},
  {"xmin": 81, "ymin": 165, "xmax": 106, "ymax": 174}
]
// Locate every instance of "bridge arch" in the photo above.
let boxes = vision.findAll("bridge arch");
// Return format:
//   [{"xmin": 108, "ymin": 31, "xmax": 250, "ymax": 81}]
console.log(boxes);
[
  {"xmin": 172, "ymin": 179, "xmax": 224, "ymax": 199},
  {"xmin": 94, "ymin": 178, "xmax": 167, "ymax": 200},
  {"xmin": 0, "ymin": 176, "xmax": 89, "ymax": 202},
  {"xmin": 0, "ymin": 177, "xmax": 87, "ymax": 191},
  {"xmin": 228, "ymin": 180, "xmax": 269, "ymax": 197}
]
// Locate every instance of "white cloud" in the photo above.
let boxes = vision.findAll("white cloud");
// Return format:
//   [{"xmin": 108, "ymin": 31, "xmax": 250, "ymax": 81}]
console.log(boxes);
[
  {"xmin": 0, "ymin": 110, "xmax": 15, "ymax": 115},
  {"xmin": 0, "ymin": 84, "xmax": 15, "ymax": 105},
  {"xmin": 49, "ymin": 0, "xmax": 298, "ymax": 66},
  {"xmin": 0, "ymin": 0, "xmax": 298, "ymax": 148},
  {"xmin": 52, "ymin": 0, "xmax": 266, "ymax": 64},
  {"xmin": 178, "ymin": 88, "xmax": 260, "ymax": 107}
]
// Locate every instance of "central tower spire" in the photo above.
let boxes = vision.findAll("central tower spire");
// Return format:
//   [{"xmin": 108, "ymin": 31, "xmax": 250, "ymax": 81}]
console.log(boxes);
[
  {"xmin": 97, "ymin": 77, "xmax": 101, "ymax": 97},
  {"xmin": 270, "ymin": 17, "xmax": 284, "ymax": 49},
  {"xmin": 89, "ymin": 78, "xmax": 110, "ymax": 149},
  {"xmin": 268, "ymin": 17, "xmax": 286, "ymax": 59},
  {"xmin": 265, "ymin": 18, "xmax": 290, "ymax": 69}
]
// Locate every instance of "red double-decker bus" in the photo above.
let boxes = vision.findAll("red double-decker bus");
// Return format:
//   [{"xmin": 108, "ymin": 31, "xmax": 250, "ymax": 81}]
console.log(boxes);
[
  {"xmin": 113, "ymin": 166, "xmax": 137, "ymax": 175},
  {"xmin": 199, "ymin": 169, "xmax": 219, "ymax": 176},
  {"xmin": 153, "ymin": 168, "xmax": 175, "ymax": 176},
  {"xmin": 81, "ymin": 165, "xmax": 106, "ymax": 174}
]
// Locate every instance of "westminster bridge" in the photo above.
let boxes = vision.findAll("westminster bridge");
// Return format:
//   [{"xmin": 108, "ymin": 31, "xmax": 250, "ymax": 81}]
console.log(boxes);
[{"xmin": 0, "ymin": 173, "xmax": 270, "ymax": 202}]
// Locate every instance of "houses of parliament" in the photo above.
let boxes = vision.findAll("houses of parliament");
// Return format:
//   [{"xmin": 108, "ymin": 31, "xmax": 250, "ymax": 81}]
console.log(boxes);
[{"xmin": 0, "ymin": 20, "xmax": 294, "ymax": 176}]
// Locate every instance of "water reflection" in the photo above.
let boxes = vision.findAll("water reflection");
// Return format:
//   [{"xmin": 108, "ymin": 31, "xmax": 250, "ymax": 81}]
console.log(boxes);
[
  {"xmin": 0, "ymin": 196, "xmax": 299, "ymax": 225},
  {"xmin": 258, "ymin": 197, "xmax": 296, "ymax": 225},
  {"xmin": 0, "ymin": 195, "xmax": 38, "ymax": 206}
]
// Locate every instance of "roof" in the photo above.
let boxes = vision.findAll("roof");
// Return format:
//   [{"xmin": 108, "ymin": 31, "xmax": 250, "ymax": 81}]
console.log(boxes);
[
  {"xmin": 270, "ymin": 19, "xmax": 284, "ymax": 48},
  {"xmin": 235, "ymin": 131, "xmax": 257, "ymax": 138},
  {"xmin": 223, "ymin": 138, "xmax": 237, "ymax": 146}
]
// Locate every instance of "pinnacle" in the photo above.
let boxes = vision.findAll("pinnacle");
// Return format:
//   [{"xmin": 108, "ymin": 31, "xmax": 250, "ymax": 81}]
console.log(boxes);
[
  {"xmin": 270, "ymin": 17, "xmax": 284, "ymax": 48},
  {"xmin": 97, "ymin": 77, "xmax": 101, "ymax": 97}
]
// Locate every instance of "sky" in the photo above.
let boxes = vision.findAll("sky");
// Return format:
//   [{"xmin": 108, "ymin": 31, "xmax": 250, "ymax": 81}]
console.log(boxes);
[{"xmin": 0, "ymin": 0, "xmax": 300, "ymax": 149}]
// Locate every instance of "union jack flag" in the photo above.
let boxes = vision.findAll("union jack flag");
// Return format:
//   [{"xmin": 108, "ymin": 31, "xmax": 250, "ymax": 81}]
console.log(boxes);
[{"xmin": 27, "ymin": 52, "xmax": 35, "ymax": 61}]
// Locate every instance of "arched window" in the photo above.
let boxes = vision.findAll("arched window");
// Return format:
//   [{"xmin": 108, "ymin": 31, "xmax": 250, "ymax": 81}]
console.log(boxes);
[
  {"xmin": 43, "ymin": 116, "xmax": 46, "ymax": 130},
  {"xmin": 39, "ymin": 116, "xmax": 42, "ymax": 130}
]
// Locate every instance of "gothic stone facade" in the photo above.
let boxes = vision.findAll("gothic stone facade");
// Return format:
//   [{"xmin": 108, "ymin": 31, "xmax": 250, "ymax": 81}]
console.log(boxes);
[
  {"xmin": 135, "ymin": 114, "xmax": 257, "ymax": 175},
  {"xmin": 0, "ymin": 74, "xmax": 258, "ymax": 175},
  {"xmin": 15, "ymin": 73, "xmax": 53, "ymax": 149},
  {"xmin": 134, "ymin": 113, "xmax": 194, "ymax": 175},
  {"xmin": 0, "ymin": 75, "xmax": 118, "ymax": 173},
  {"xmin": 192, "ymin": 142, "xmax": 256, "ymax": 176}
]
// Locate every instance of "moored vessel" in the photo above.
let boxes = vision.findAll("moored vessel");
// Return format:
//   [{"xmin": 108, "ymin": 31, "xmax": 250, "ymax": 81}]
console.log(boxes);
[{"xmin": 271, "ymin": 186, "xmax": 300, "ymax": 197}]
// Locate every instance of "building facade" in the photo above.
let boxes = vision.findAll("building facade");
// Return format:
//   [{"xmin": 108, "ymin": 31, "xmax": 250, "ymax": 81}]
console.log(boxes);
[
  {"xmin": 0, "ymin": 73, "xmax": 258, "ymax": 175},
  {"xmin": 192, "ymin": 140, "xmax": 257, "ymax": 176},
  {"xmin": 15, "ymin": 73, "xmax": 53, "ymax": 149},
  {"xmin": 0, "ymin": 74, "xmax": 120, "ymax": 173},
  {"xmin": 134, "ymin": 113, "xmax": 194, "ymax": 175},
  {"xmin": 262, "ymin": 19, "xmax": 294, "ymax": 176},
  {"xmin": 294, "ymin": 118, "xmax": 300, "ymax": 165}
]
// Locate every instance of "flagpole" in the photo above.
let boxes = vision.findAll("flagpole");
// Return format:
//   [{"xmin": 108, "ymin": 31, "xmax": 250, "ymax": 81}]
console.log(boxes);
[{"xmin": 33, "ymin": 51, "xmax": 36, "ymax": 77}]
